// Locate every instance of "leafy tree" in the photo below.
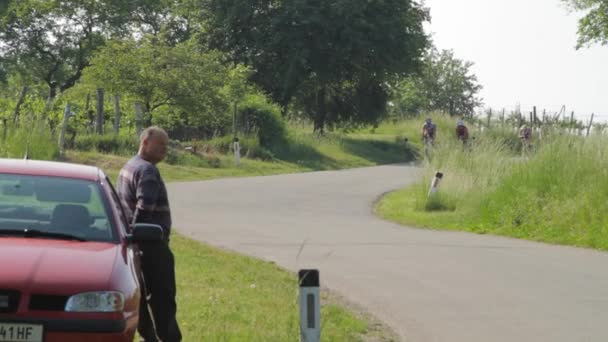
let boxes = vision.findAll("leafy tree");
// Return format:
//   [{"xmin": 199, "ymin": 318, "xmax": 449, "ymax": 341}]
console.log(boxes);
[
  {"xmin": 563, "ymin": 0, "xmax": 608, "ymax": 48},
  {"xmin": 294, "ymin": 76, "xmax": 391, "ymax": 131},
  {"xmin": 388, "ymin": 78, "xmax": 426, "ymax": 118},
  {"xmin": 82, "ymin": 38, "xmax": 234, "ymax": 136},
  {"xmin": 0, "ymin": 0, "xmax": 131, "ymax": 108},
  {"xmin": 392, "ymin": 49, "xmax": 483, "ymax": 117},
  {"xmin": 206, "ymin": 0, "xmax": 429, "ymax": 132},
  {"xmin": 421, "ymin": 49, "xmax": 483, "ymax": 117},
  {"xmin": 121, "ymin": 0, "xmax": 206, "ymax": 44},
  {"xmin": 0, "ymin": 60, "xmax": 7, "ymax": 86}
]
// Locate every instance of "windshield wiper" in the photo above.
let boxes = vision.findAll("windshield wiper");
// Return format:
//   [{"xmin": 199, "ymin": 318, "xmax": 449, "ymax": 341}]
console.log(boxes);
[{"xmin": 0, "ymin": 229, "xmax": 87, "ymax": 242}]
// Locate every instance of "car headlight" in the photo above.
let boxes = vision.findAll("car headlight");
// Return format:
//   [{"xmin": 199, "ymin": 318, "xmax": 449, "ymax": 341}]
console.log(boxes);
[{"xmin": 65, "ymin": 291, "xmax": 125, "ymax": 312}]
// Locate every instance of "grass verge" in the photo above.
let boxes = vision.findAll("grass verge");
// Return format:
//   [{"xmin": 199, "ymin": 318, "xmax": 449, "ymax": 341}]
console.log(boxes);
[
  {"xmin": 172, "ymin": 234, "xmax": 398, "ymax": 341},
  {"xmin": 376, "ymin": 123, "xmax": 608, "ymax": 251},
  {"xmin": 65, "ymin": 132, "xmax": 414, "ymax": 182}
]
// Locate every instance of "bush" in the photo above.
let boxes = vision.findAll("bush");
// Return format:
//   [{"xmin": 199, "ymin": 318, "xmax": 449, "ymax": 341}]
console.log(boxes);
[
  {"xmin": 73, "ymin": 134, "xmax": 138, "ymax": 155},
  {"xmin": 239, "ymin": 95, "xmax": 287, "ymax": 149}
]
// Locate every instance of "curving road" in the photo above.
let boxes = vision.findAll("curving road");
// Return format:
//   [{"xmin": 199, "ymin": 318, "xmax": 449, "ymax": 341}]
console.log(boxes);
[{"xmin": 169, "ymin": 164, "xmax": 608, "ymax": 342}]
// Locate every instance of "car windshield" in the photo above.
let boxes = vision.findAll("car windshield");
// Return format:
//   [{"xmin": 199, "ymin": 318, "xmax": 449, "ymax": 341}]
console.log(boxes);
[{"xmin": 0, "ymin": 173, "xmax": 114, "ymax": 242}]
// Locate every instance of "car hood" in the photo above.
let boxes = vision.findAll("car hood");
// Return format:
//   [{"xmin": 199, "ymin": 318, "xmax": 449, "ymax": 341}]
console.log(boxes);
[{"xmin": 0, "ymin": 238, "xmax": 120, "ymax": 294}]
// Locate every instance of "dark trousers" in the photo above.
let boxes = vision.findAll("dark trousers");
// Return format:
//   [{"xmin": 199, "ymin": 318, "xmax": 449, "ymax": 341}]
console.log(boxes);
[{"xmin": 138, "ymin": 241, "xmax": 182, "ymax": 342}]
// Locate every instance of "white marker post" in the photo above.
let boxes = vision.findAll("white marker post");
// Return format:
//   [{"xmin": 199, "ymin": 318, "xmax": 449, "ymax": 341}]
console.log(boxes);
[
  {"xmin": 233, "ymin": 137, "xmax": 241, "ymax": 167},
  {"xmin": 428, "ymin": 171, "xmax": 444, "ymax": 197},
  {"xmin": 299, "ymin": 269, "xmax": 320, "ymax": 342}
]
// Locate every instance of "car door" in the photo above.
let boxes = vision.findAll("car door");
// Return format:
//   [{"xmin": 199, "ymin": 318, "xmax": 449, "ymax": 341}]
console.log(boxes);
[{"xmin": 99, "ymin": 175, "xmax": 144, "ymax": 288}]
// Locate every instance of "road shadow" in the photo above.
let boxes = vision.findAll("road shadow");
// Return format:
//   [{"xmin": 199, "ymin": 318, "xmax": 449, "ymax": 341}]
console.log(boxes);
[
  {"xmin": 272, "ymin": 141, "xmax": 343, "ymax": 170},
  {"xmin": 341, "ymin": 137, "xmax": 418, "ymax": 164}
]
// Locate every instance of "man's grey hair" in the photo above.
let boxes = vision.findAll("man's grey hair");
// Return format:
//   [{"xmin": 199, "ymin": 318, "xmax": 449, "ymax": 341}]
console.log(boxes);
[{"xmin": 139, "ymin": 126, "xmax": 168, "ymax": 144}]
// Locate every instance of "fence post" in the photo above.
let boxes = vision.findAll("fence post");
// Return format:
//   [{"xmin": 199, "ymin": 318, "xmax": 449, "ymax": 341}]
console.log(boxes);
[
  {"xmin": 518, "ymin": 111, "xmax": 523, "ymax": 129},
  {"xmin": 134, "ymin": 102, "xmax": 144, "ymax": 139},
  {"xmin": 58, "ymin": 103, "xmax": 71, "ymax": 157},
  {"xmin": 1, "ymin": 118, "xmax": 7, "ymax": 141},
  {"xmin": 486, "ymin": 109, "xmax": 492, "ymax": 128},
  {"xmin": 43, "ymin": 88, "xmax": 55, "ymax": 115},
  {"xmin": 569, "ymin": 111, "xmax": 575, "ymax": 134},
  {"xmin": 96, "ymin": 88, "xmax": 104, "ymax": 135},
  {"xmin": 113, "ymin": 94, "xmax": 121, "ymax": 134},
  {"xmin": 13, "ymin": 86, "xmax": 28, "ymax": 124},
  {"xmin": 557, "ymin": 105, "xmax": 565, "ymax": 121},
  {"xmin": 542, "ymin": 109, "xmax": 546, "ymax": 124},
  {"xmin": 586, "ymin": 113, "xmax": 594, "ymax": 137}
]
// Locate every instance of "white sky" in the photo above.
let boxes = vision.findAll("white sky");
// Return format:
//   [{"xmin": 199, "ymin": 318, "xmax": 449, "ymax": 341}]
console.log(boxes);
[{"xmin": 424, "ymin": 0, "xmax": 608, "ymax": 121}]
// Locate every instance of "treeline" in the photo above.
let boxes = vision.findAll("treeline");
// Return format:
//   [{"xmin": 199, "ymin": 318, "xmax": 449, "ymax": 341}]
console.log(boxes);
[{"xmin": 0, "ymin": 0, "xmax": 483, "ymax": 142}]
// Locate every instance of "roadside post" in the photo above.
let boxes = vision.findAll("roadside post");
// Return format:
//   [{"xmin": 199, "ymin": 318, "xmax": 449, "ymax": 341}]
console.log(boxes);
[
  {"xmin": 299, "ymin": 269, "xmax": 320, "ymax": 342},
  {"xmin": 233, "ymin": 137, "xmax": 241, "ymax": 166},
  {"xmin": 428, "ymin": 171, "xmax": 444, "ymax": 196},
  {"xmin": 58, "ymin": 103, "xmax": 73, "ymax": 157}
]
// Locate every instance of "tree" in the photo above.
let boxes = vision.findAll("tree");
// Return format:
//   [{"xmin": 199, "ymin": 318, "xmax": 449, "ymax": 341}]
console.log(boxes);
[
  {"xmin": 388, "ymin": 78, "xmax": 426, "ymax": 118},
  {"xmin": 392, "ymin": 49, "xmax": 483, "ymax": 117},
  {"xmin": 563, "ymin": 0, "xmax": 608, "ymax": 48},
  {"xmin": 206, "ymin": 0, "xmax": 430, "ymax": 132},
  {"xmin": 120, "ymin": 0, "xmax": 206, "ymax": 45},
  {"xmin": 82, "ymin": 38, "xmax": 234, "ymax": 136},
  {"xmin": 0, "ymin": 1, "xmax": 133, "ymax": 110},
  {"xmin": 422, "ymin": 49, "xmax": 483, "ymax": 117},
  {"xmin": 0, "ymin": 60, "xmax": 7, "ymax": 86}
]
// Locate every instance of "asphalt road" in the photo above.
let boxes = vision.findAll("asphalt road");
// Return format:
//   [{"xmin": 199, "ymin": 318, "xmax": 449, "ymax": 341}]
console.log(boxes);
[{"xmin": 169, "ymin": 164, "xmax": 608, "ymax": 342}]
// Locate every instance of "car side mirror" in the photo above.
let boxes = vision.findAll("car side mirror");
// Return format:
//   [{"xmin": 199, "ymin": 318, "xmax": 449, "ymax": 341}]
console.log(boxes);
[{"xmin": 127, "ymin": 223, "xmax": 164, "ymax": 244}]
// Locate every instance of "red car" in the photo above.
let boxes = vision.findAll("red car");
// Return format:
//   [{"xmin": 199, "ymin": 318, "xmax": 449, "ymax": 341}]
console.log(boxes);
[{"xmin": 0, "ymin": 159, "xmax": 162, "ymax": 342}]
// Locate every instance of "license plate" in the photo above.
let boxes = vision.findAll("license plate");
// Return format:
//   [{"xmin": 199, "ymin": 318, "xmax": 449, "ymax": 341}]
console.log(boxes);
[{"xmin": 0, "ymin": 323, "xmax": 43, "ymax": 342}]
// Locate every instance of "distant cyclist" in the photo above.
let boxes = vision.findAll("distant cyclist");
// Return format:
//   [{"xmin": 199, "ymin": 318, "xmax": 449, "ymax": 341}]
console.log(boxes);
[
  {"xmin": 519, "ymin": 124, "xmax": 532, "ymax": 156},
  {"xmin": 455, "ymin": 120, "xmax": 469, "ymax": 145},
  {"xmin": 421, "ymin": 118, "xmax": 436, "ymax": 160},
  {"xmin": 422, "ymin": 118, "xmax": 436, "ymax": 145}
]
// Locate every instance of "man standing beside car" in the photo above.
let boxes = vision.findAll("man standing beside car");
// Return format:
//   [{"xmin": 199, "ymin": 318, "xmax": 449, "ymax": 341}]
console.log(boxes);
[{"xmin": 116, "ymin": 126, "xmax": 182, "ymax": 342}]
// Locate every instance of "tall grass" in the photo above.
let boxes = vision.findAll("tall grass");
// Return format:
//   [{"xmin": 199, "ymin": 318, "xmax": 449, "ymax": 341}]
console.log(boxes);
[
  {"xmin": 0, "ymin": 120, "xmax": 58, "ymax": 160},
  {"xmin": 73, "ymin": 134, "xmax": 138, "ymax": 156},
  {"xmin": 416, "ymin": 121, "xmax": 519, "ymax": 211},
  {"xmin": 377, "ymin": 118, "xmax": 608, "ymax": 251},
  {"xmin": 477, "ymin": 134, "xmax": 608, "ymax": 249}
]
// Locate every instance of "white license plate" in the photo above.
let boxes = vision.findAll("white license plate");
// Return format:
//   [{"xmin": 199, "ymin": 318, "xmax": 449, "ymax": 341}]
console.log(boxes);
[{"xmin": 0, "ymin": 323, "xmax": 43, "ymax": 342}]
